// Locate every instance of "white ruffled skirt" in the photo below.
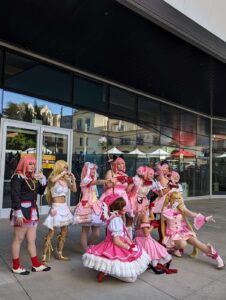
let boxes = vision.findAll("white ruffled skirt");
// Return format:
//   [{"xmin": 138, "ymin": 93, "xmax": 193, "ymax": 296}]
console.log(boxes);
[
  {"xmin": 82, "ymin": 250, "xmax": 150, "ymax": 278},
  {"xmin": 43, "ymin": 203, "xmax": 73, "ymax": 230}
]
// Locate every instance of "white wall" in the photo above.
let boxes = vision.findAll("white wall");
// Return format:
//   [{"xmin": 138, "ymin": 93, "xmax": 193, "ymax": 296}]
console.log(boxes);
[{"xmin": 164, "ymin": 0, "xmax": 226, "ymax": 41}]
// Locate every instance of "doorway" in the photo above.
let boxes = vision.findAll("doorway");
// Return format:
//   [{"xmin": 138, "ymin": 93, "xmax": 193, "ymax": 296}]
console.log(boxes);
[{"xmin": 0, "ymin": 118, "xmax": 73, "ymax": 218}]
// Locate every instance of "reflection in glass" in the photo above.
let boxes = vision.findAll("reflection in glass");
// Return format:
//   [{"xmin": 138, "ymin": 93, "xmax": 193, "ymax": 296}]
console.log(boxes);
[
  {"xmin": 109, "ymin": 87, "xmax": 136, "ymax": 119},
  {"xmin": 3, "ymin": 127, "xmax": 37, "ymax": 208},
  {"xmin": 3, "ymin": 90, "xmax": 73, "ymax": 128},
  {"xmin": 74, "ymin": 76, "xmax": 107, "ymax": 112},
  {"xmin": 212, "ymin": 120, "xmax": 226, "ymax": 195},
  {"xmin": 41, "ymin": 131, "xmax": 69, "ymax": 205},
  {"xmin": 5, "ymin": 52, "xmax": 72, "ymax": 102}
]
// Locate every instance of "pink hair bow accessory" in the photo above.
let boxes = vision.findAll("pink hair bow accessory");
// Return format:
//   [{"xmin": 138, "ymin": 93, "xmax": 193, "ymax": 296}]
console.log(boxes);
[
  {"xmin": 103, "ymin": 193, "xmax": 120, "ymax": 207},
  {"xmin": 193, "ymin": 213, "xmax": 215, "ymax": 230}
]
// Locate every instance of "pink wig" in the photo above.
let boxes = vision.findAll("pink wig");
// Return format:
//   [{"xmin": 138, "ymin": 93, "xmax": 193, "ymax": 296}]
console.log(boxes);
[
  {"xmin": 171, "ymin": 171, "xmax": 180, "ymax": 183},
  {"xmin": 103, "ymin": 193, "xmax": 121, "ymax": 207},
  {"xmin": 15, "ymin": 155, "xmax": 36, "ymax": 177},
  {"xmin": 112, "ymin": 157, "xmax": 126, "ymax": 173},
  {"xmin": 137, "ymin": 166, "xmax": 154, "ymax": 181}
]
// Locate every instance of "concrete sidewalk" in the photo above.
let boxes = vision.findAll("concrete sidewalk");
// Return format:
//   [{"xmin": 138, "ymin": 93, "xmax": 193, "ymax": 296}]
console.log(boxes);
[{"xmin": 0, "ymin": 198, "xmax": 226, "ymax": 300}]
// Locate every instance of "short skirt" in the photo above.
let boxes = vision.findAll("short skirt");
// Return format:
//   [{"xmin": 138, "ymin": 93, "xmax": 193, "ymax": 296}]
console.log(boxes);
[{"xmin": 43, "ymin": 202, "xmax": 73, "ymax": 230}]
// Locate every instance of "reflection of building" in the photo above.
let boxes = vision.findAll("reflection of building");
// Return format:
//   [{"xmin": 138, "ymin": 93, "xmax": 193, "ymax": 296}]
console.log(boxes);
[
  {"xmin": 73, "ymin": 110, "xmax": 108, "ymax": 154},
  {"xmin": 40, "ymin": 105, "xmax": 61, "ymax": 127}
]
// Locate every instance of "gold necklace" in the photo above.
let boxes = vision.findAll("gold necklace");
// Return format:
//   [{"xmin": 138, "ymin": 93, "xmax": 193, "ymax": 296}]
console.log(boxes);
[{"xmin": 25, "ymin": 178, "xmax": 36, "ymax": 191}]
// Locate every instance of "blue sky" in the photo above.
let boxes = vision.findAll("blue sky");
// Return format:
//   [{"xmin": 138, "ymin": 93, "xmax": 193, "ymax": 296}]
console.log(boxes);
[{"xmin": 3, "ymin": 90, "xmax": 73, "ymax": 116}]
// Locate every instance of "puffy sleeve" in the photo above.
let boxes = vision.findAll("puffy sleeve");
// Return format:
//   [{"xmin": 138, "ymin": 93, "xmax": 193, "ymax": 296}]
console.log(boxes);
[{"xmin": 108, "ymin": 217, "xmax": 124, "ymax": 237}]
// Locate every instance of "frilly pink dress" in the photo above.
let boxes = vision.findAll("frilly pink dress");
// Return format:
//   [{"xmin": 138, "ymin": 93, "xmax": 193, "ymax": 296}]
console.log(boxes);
[
  {"xmin": 83, "ymin": 214, "xmax": 150, "ymax": 278},
  {"xmin": 134, "ymin": 223, "xmax": 171, "ymax": 267},
  {"xmin": 129, "ymin": 175, "xmax": 153, "ymax": 216},
  {"xmin": 78, "ymin": 183, "xmax": 103, "ymax": 226},
  {"xmin": 162, "ymin": 207, "xmax": 196, "ymax": 249},
  {"xmin": 99, "ymin": 174, "xmax": 131, "ymax": 215}
]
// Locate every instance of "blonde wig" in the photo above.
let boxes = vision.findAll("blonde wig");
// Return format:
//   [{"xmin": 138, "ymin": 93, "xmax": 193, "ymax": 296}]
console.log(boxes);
[
  {"xmin": 161, "ymin": 191, "xmax": 198, "ymax": 257},
  {"xmin": 45, "ymin": 160, "xmax": 69, "ymax": 204}
]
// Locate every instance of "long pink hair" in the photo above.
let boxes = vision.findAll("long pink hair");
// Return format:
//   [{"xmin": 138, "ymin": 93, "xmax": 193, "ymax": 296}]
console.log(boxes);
[
  {"xmin": 15, "ymin": 155, "xmax": 36, "ymax": 178},
  {"xmin": 136, "ymin": 166, "xmax": 154, "ymax": 181},
  {"xmin": 112, "ymin": 157, "xmax": 126, "ymax": 173}
]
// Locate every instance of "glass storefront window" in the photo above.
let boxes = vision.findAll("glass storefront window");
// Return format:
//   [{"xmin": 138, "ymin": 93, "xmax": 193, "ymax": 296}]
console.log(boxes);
[
  {"xmin": 74, "ymin": 76, "xmax": 107, "ymax": 112},
  {"xmin": 0, "ymin": 48, "xmax": 3, "ymax": 87},
  {"xmin": 109, "ymin": 87, "xmax": 136, "ymax": 119},
  {"xmin": 0, "ymin": 49, "xmax": 215, "ymax": 202},
  {"xmin": 3, "ymin": 90, "xmax": 73, "ymax": 128},
  {"xmin": 0, "ymin": 88, "xmax": 3, "ymax": 116},
  {"xmin": 212, "ymin": 120, "xmax": 226, "ymax": 195},
  {"xmin": 4, "ymin": 52, "xmax": 72, "ymax": 103}
]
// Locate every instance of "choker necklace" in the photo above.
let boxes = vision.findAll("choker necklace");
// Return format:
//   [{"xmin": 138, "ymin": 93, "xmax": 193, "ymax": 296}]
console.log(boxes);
[{"xmin": 25, "ymin": 178, "xmax": 35, "ymax": 191}]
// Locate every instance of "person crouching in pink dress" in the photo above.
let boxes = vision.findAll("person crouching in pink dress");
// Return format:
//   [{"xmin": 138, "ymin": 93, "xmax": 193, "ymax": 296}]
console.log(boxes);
[
  {"xmin": 134, "ymin": 214, "xmax": 176, "ymax": 275},
  {"xmin": 83, "ymin": 194, "xmax": 150, "ymax": 283},
  {"xmin": 161, "ymin": 192, "xmax": 224, "ymax": 270}
]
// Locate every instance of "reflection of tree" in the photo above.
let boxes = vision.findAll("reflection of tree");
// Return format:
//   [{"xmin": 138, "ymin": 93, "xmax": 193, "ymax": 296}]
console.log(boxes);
[
  {"xmin": 23, "ymin": 105, "xmax": 33, "ymax": 122},
  {"xmin": 4, "ymin": 102, "xmax": 46, "ymax": 123},
  {"xmin": 7, "ymin": 133, "xmax": 36, "ymax": 151}
]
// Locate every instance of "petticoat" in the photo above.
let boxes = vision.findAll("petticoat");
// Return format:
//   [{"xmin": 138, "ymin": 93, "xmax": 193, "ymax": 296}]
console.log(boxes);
[
  {"xmin": 83, "ymin": 237, "xmax": 150, "ymax": 277},
  {"xmin": 43, "ymin": 202, "xmax": 73, "ymax": 230}
]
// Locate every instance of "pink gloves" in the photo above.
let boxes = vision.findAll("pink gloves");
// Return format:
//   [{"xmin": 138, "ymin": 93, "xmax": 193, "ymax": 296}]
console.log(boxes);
[{"xmin": 193, "ymin": 213, "xmax": 215, "ymax": 230}]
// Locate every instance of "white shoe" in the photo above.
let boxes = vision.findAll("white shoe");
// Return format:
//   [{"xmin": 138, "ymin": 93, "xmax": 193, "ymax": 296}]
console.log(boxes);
[
  {"xmin": 216, "ymin": 256, "xmax": 225, "ymax": 270},
  {"xmin": 12, "ymin": 266, "xmax": 30, "ymax": 275},
  {"xmin": 31, "ymin": 264, "xmax": 51, "ymax": 272}
]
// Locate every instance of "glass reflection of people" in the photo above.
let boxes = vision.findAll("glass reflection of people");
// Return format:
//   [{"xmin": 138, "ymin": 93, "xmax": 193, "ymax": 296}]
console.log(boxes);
[
  {"xmin": 11, "ymin": 155, "xmax": 51, "ymax": 275},
  {"xmin": 42, "ymin": 160, "xmax": 77, "ymax": 265}
]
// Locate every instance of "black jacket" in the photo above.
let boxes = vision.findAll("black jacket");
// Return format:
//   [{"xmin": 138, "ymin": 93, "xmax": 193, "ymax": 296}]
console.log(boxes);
[{"xmin": 11, "ymin": 174, "xmax": 46, "ymax": 221}]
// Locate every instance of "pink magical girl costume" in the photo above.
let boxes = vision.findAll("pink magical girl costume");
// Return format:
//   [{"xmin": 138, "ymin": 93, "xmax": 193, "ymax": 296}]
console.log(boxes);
[
  {"xmin": 130, "ymin": 166, "xmax": 156, "ymax": 216},
  {"xmin": 77, "ymin": 162, "xmax": 103, "ymax": 226},
  {"xmin": 161, "ymin": 192, "xmax": 224, "ymax": 269},
  {"xmin": 83, "ymin": 194, "xmax": 150, "ymax": 282},
  {"xmin": 168, "ymin": 171, "xmax": 183, "ymax": 194},
  {"xmin": 152, "ymin": 163, "xmax": 171, "ymax": 214},
  {"xmin": 134, "ymin": 222, "xmax": 172, "ymax": 267},
  {"xmin": 99, "ymin": 157, "xmax": 133, "ymax": 215},
  {"xmin": 161, "ymin": 204, "xmax": 196, "ymax": 250}
]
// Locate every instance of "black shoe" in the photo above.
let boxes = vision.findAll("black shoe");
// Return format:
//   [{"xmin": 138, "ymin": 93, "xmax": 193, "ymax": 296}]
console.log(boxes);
[
  {"xmin": 12, "ymin": 267, "xmax": 30, "ymax": 275},
  {"xmin": 31, "ymin": 265, "xmax": 51, "ymax": 272},
  {"xmin": 148, "ymin": 264, "xmax": 165, "ymax": 275},
  {"xmin": 165, "ymin": 260, "xmax": 172, "ymax": 269}
]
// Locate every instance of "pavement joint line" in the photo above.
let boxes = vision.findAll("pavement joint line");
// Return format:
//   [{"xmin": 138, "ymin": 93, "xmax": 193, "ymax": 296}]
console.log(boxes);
[
  {"xmin": 181, "ymin": 275, "xmax": 226, "ymax": 300},
  {"xmin": 138, "ymin": 277, "xmax": 178, "ymax": 300},
  {"xmin": 0, "ymin": 253, "xmax": 32, "ymax": 300}
]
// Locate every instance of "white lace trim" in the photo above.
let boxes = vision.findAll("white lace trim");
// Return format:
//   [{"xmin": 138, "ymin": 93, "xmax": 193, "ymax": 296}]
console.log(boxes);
[{"xmin": 83, "ymin": 250, "xmax": 150, "ymax": 277}]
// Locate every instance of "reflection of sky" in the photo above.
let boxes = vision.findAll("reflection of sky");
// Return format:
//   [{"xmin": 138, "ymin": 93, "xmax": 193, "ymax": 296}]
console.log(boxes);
[{"xmin": 3, "ymin": 90, "xmax": 73, "ymax": 116}]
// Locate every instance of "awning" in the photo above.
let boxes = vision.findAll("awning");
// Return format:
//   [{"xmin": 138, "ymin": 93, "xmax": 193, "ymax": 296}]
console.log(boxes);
[{"xmin": 171, "ymin": 150, "xmax": 195, "ymax": 157}]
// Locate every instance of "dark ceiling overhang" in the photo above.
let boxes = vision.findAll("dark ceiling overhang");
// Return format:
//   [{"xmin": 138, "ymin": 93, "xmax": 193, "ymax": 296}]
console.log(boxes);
[
  {"xmin": 0, "ymin": 0, "xmax": 226, "ymax": 117},
  {"xmin": 117, "ymin": 0, "xmax": 226, "ymax": 63}
]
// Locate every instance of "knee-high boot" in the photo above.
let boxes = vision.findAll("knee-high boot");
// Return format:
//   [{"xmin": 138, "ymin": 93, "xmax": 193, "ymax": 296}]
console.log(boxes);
[
  {"xmin": 55, "ymin": 233, "xmax": 70, "ymax": 261},
  {"xmin": 206, "ymin": 244, "xmax": 224, "ymax": 269},
  {"xmin": 42, "ymin": 236, "xmax": 53, "ymax": 265}
]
